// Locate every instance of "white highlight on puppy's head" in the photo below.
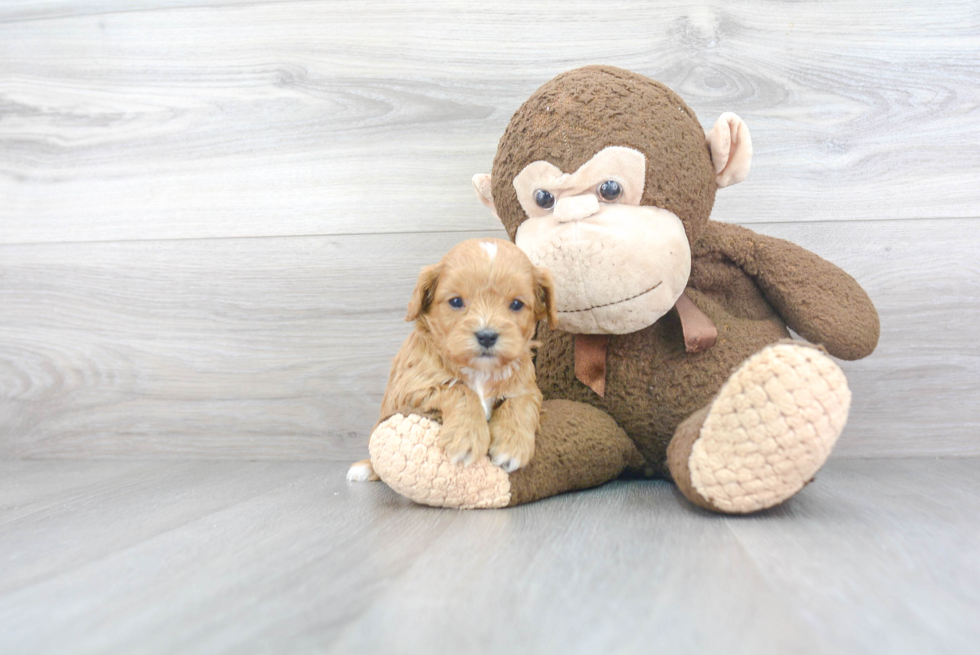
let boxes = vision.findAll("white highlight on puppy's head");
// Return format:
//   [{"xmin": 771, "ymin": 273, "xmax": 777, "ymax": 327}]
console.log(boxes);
[{"xmin": 480, "ymin": 240, "xmax": 498, "ymax": 261}]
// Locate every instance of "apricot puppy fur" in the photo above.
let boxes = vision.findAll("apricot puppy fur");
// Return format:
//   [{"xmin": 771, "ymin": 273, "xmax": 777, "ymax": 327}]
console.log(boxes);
[{"xmin": 348, "ymin": 238, "xmax": 557, "ymax": 482}]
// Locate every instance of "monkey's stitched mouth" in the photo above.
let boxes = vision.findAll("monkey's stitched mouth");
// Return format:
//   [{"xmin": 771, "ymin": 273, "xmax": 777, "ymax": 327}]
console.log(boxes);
[{"xmin": 557, "ymin": 281, "xmax": 662, "ymax": 314}]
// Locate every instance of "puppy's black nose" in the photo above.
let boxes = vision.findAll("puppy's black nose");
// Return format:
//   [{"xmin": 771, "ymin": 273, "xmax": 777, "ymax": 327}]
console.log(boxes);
[{"xmin": 475, "ymin": 329, "xmax": 498, "ymax": 349}]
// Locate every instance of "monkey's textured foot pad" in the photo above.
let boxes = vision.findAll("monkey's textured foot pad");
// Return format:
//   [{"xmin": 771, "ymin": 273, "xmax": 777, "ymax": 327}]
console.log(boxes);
[
  {"xmin": 369, "ymin": 413, "xmax": 511, "ymax": 509},
  {"xmin": 671, "ymin": 342, "xmax": 851, "ymax": 514}
]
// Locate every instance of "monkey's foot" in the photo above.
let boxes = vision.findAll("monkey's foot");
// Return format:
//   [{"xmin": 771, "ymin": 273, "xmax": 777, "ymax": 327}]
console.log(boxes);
[
  {"xmin": 667, "ymin": 342, "xmax": 851, "ymax": 514},
  {"xmin": 369, "ymin": 414, "xmax": 511, "ymax": 509}
]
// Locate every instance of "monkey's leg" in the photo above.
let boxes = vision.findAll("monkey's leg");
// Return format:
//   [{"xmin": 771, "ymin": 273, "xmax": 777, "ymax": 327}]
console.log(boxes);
[
  {"xmin": 666, "ymin": 341, "xmax": 850, "ymax": 514},
  {"xmin": 368, "ymin": 400, "xmax": 643, "ymax": 509},
  {"xmin": 506, "ymin": 399, "xmax": 645, "ymax": 506}
]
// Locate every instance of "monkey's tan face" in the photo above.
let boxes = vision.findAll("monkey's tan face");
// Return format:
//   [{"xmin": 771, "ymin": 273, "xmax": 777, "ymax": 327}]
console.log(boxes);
[{"xmin": 511, "ymin": 147, "xmax": 691, "ymax": 334}]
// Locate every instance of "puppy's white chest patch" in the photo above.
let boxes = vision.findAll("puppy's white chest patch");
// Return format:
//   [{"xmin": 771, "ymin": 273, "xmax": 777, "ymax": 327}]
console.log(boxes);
[
  {"xmin": 479, "ymin": 394, "xmax": 493, "ymax": 421},
  {"xmin": 461, "ymin": 369, "xmax": 494, "ymax": 421},
  {"xmin": 460, "ymin": 362, "xmax": 518, "ymax": 421}
]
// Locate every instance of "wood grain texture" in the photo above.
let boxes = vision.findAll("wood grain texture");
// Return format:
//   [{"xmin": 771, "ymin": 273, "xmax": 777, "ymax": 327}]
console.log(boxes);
[
  {"xmin": 0, "ymin": 460, "xmax": 325, "ymax": 594},
  {"xmin": 0, "ymin": 0, "xmax": 270, "ymax": 23},
  {"xmin": 2, "ymin": 7, "xmax": 975, "ymax": 651},
  {"xmin": 0, "ymin": 458, "xmax": 977, "ymax": 654},
  {"xmin": 1, "ymin": 1, "xmax": 977, "ymax": 462},
  {"xmin": 1, "ymin": 219, "xmax": 976, "ymax": 460},
  {"xmin": 0, "ymin": 460, "xmax": 164, "ymax": 524},
  {"xmin": 0, "ymin": 232, "xmax": 440, "ymax": 460},
  {"xmin": 2, "ymin": 0, "xmax": 978, "ymax": 244}
]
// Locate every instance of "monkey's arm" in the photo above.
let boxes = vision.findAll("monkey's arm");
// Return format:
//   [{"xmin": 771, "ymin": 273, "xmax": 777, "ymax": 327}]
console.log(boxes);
[{"xmin": 697, "ymin": 221, "xmax": 879, "ymax": 360}]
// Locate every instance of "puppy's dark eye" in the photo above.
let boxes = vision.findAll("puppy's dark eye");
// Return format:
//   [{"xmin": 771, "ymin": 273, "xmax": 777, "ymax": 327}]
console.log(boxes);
[
  {"xmin": 534, "ymin": 189, "xmax": 556, "ymax": 210},
  {"xmin": 598, "ymin": 180, "xmax": 622, "ymax": 201},
  {"xmin": 509, "ymin": 299, "xmax": 524, "ymax": 311},
  {"xmin": 448, "ymin": 297, "xmax": 465, "ymax": 309}
]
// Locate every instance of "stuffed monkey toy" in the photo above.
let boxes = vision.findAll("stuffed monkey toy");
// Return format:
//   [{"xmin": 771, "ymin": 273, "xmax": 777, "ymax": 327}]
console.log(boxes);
[{"xmin": 367, "ymin": 66, "xmax": 879, "ymax": 513}]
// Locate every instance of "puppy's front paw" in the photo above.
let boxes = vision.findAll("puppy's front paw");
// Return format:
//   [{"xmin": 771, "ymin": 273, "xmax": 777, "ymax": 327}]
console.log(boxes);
[
  {"xmin": 489, "ymin": 421, "xmax": 535, "ymax": 473},
  {"xmin": 439, "ymin": 419, "xmax": 491, "ymax": 467}
]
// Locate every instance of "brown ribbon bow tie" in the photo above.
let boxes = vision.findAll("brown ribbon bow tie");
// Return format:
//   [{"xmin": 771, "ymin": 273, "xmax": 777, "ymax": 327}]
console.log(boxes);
[{"xmin": 573, "ymin": 291, "xmax": 717, "ymax": 397}]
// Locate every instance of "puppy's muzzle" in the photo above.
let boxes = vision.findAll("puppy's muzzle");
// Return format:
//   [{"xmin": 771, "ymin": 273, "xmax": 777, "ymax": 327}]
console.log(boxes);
[{"xmin": 475, "ymin": 329, "xmax": 499, "ymax": 353}]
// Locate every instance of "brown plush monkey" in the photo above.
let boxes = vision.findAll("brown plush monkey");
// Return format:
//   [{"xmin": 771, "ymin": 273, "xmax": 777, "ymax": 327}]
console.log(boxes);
[{"xmin": 368, "ymin": 66, "xmax": 879, "ymax": 513}]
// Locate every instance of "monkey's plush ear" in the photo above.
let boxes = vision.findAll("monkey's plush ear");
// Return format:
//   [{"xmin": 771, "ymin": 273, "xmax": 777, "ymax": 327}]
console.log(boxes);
[
  {"xmin": 405, "ymin": 264, "xmax": 441, "ymax": 323},
  {"xmin": 472, "ymin": 173, "xmax": 497, "ymax": 213},
  {"xmin": 706, "ymin": 112, "xmax": 753, "ymax": 189},
  {"xmin": 534, "ymin": 266, "xmax": 559, "ymax": 329}
]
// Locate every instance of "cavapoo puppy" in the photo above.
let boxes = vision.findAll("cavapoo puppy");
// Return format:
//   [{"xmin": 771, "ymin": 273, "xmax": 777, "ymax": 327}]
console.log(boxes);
[{"xmin": 348, "ymin": 238, "xmax": 557, "ymax": 482}]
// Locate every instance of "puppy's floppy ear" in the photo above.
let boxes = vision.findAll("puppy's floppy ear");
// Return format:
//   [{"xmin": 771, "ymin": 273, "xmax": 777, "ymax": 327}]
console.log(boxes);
[
  {"xmin": 405, "ymin": 263, "xmax": 441, "ymax": 323},
  {"xmin": 533, "ymin": 265, "xmax": 559, "ymax": 329}
]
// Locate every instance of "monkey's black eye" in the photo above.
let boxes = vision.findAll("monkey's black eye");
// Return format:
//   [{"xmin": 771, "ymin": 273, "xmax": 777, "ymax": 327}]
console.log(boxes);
[
  {"xmin": 534, "ymin": 189, "xmax": 556, "ymax": 210},
  {"xmin": 448, "ymin": 297, "xmax": 465, "ymax": 309},
  {"xmin": 598, "ymin": 180, "xmax": 622, "ymax": 201},
  {"xmin": 509, "ymin": 299, "xmax": 525, "ymax": 311}
]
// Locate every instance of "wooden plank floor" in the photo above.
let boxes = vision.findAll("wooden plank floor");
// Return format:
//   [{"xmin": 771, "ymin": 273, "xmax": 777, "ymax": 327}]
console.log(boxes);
[{"xmin": 1, "ymin": 458, "xmax": 977, "ymax": 655}]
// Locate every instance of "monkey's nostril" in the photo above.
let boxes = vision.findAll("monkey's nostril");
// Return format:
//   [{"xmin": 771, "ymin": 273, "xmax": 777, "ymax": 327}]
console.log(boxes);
[{"xmin": 475, "ymin": 329, "xmax": 499, "ymax": 349}]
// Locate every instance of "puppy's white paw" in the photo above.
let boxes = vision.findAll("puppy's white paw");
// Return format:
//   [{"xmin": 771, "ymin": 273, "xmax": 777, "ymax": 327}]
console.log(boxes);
[
  {"xmin": 346, "ymin": 459, "xmax": 379, "ymax": 482},
  {"xmin": 488, "ymin": 422, "xmax": 533, "ymax": 473},
  {"xmin": 449, "ymin": 447, "xmax": 480, "ymax": 468},
  {"xmin": 491, "ymin": 453, "xmax": 524, "ymax": 473},
  {"xmin": 440, "ymin": 422, "xmax": 491, "ymax": 468}
]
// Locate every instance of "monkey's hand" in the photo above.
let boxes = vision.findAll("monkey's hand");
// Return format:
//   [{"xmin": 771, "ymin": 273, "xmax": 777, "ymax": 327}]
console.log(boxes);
[{"xmin": 701, "ymin": 221, "xmax": 879, "ymax": 361}]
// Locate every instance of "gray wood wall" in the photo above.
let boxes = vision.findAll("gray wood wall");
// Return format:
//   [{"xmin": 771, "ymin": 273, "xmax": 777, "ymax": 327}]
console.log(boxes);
[{"xmin": 2, "ymin": 1, "xmax": 978, "ymax": 461}]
